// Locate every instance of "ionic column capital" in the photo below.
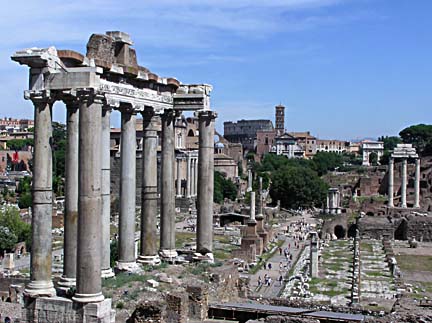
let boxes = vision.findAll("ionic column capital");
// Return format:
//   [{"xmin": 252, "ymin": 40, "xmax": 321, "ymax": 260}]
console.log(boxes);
[
  {"xmin": 76, "ymin": 88, "xmax": 105, "ymax": 105},
  {"xmin": 24, "ymin": 90, "xmax": 55, "ymax": 105},
  {"xmin": 195, "ymin": 110, "xmax": 217, "ymax": 121}
]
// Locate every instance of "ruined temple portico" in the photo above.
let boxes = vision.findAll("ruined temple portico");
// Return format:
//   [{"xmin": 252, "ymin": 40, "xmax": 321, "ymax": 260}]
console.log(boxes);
[
  {"xmin": 388, "ymin": 144, "xmax": 420, "ymax": 209},
  {"xmin": 11, "ymin": 31, "xmax": 216, "ymax": 320}
]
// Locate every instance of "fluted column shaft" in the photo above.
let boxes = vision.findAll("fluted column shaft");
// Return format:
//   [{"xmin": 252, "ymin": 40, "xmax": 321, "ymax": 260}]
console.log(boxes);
[
  {"xmin": 388, "ymin": 158, "xmax": 394, "ymax": 207},
  {"xmin": 101, "ymin": 107, "xmax": 114, "ymax": 277},
  {"xmin": 138, "ymin": 109, "xmax": 160, "ymax": 264},
  {"xmin": 59, "ymin": 101, "xmax": 79, "ymax": 290},
  {"xmin": 414, "ymin": 158, "xmax": 421, "ymax": 208},
  {"xmin": 25, "ymin": 92, "xmax": 56, "ymax": 297},
  {"xmin": 117, "ymin": 109, "xmax": 137, "ymax": 269},
  {"xmin": 196, "ymin": 111, "xmax": 217, "ymax": 255},
  {"xmin": 73, "ymin": 90, "xmax": 104, "ymax": 303},
  {"xmin": 401, "ymin": 158, "xmax": 407, "ymax": 208},
  {"xmin": 257, "ymin": 177, "xmax": 263, "ymax": 216},
  {"xmin": 160, "ymin": 111, "xmax": 177, "ymax": 257},
  {"xmin": 191, "ymin": 159, "xmax": 196, "ymax": 196}
]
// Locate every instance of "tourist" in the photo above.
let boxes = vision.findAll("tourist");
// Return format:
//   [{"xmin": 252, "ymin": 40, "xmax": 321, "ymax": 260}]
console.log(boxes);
[
  {"xmin": 267, "ymin": 277, "xmax": 272, "ymax": 286},
  {"xmin": 268, "ymin": 263, "xmax": 272, "ymax": 270},
  {"xmin": 279, "ymin": 247, "xmax": 282, "ymax": 255},
  {"xmin": 278, "ymin": 275, "xmax": 283, "ymax": 286},
  {"xmin": 258, "ymin": 276, "xmax": 262, "ymax": 287}
]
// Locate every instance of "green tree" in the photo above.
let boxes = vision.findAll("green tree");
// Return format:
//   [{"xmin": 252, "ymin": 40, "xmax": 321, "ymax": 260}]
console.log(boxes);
[
  {"xmin": 270, "ymin": 165, "xmax": 328, "ymax": 209},
  {"xmin": 369, "ymin": 152, "xmax": 378, "ymax": 166},
  {"xmin": 6, "ymin": 138, "xmax": 34, "ymax": 151},
  {"xmin": 312, "ymin": 151, "xmax": 343, "ymax": 176},
  {"xmin": 214, "ymin": 172, "xmax": 238, "ymax": 203},
  {"xmin": 18, "ymin": 192, "xmax": 32, "ymax": 209},
  {"xmin": 378, "ymin": 136, "xmax": 402, "ymax": 151},
  {"xmin": 0, "ymin": 207, "xmax": 32, "ymax": 250},
  {"xmin": 399, "ymin": 124, "xmax": 432, "ymax": 155},
  {"xmin": 0, "ymin": 226, "xmax": 18, "ymax": 255}
]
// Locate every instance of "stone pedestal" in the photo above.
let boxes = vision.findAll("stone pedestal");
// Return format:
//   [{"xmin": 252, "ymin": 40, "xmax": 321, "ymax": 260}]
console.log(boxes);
[
  {"xmin": 160, "ymin": 111, "xmax": 177, "ymax": 259},
  {"xmin": 59, "ymin": 102, "xmax": 79, "ymax": 291},
  {"xmin": 22, "ymin": 296, "xmax": 114, "ymax": 322},
  {"xmin": 73, "ymin": 90, "xmax": 104, "ymax": 303},
  {"xmin": 25, "ymin": 92, "xmax": 56, "ymax": 298},
  {"xmin": 309, "ymin": 233, "xmax": 319, "ymax": 278},
  {"xmin": 196, "ymin": 111, "xmax": 217, "ymax": 259},
  {"xmin": 117, "ymin": 109, "xmax": 138, "ymax": 271},
  {"xmin": 138, "ymin": 109, "xmax": 160, "ymax": 265},
  {"xmin": 256, "ymin": 215, "xmax": 269, "ymax": 248}
]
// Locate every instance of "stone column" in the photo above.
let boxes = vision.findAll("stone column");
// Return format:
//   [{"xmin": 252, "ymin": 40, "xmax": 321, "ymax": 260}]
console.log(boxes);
[
  {"xmin": 73, "ymin": 90, "xmax": 104, "ymax": 303},
  {"xmin": 194, "ymin": 157, "xmax": 198, "ymax": 197},
  {"xmin": 190, "ymin": 159, "xmax": 195, "ymax": 197},
  {"xmin": 59, "ymin": 99, "xmax": 79, "ymax": 291},
  {"xmin": 388, "ymin": 157, "xmax": 394, "ymax": 207},
  {"xmin": 196, "ymin": 111, "xmax": 217, "ymax": 259},
  {"xmin": 250, "ymin": 192, "xmax": 256, "ymax": 221},
  {"xmin": 186, "ymin": 156, "xmax": 191, "ymax": 198},
  {"xmin": 25, "ymin": 91, "xmax": 56, "ymax": 297},
  {"xmin": 176, "ymin": 158, "xmax": 182, "ymax": 197},
  {"xmin": 414, "ymin": 158, "xmax": 421, "ymax": 208},
  {"xmin": 257, "ymin": 177, "xmax": 263, "ymax": 216},
  {"xmin": 101, "ymin": 107, "xmax": 115, "ymax": 278},
  {"xmin": 117, "ymin": 108, "xmax": 138, "ymax": 271},
  {"xmin": 401, "ymin": 158, "xmax": 407, "ymax": 208},
  {"xmin": 310, "ymin": 233, "xmax": 319, "ymax": 277},
  {"xmin": 160, "ymin": 110, "xmax": 177, "ymax": 259},
  {"xmin": 138, "ymin": 109, "xmax": 160, "ymax": 265},
  {"xmin": 247, "ymin": 169, "xmax": 252, "ymax": 192}
]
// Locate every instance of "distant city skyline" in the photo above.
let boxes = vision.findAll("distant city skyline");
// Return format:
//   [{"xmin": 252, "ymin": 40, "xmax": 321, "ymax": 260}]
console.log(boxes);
[{"xmin": 1, "ymin": 0, "xmax": 431, "ymax": 140}]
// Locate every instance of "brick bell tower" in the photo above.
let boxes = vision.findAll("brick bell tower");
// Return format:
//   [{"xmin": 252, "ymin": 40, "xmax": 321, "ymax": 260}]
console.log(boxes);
[{"xmin": 275, "ymin": 104, "xmax": 285, "ymax": 135}]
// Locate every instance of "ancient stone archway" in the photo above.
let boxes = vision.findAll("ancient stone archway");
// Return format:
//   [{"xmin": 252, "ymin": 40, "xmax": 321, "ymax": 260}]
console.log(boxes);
[
  {"xmin": 348, "ymin": 224, "xmax": 358, "ymax": 238},
  {"xmin": 394, "ymin": 218, "xmax": 408, "ymax": 240},
  {"xmin": 334, "ymin": 225, "xmax": 346, "ymax": 239}
]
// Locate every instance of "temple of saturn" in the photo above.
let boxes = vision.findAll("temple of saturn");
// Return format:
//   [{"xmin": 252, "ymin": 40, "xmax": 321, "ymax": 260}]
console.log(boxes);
[
  {"xmin": 11, "ymin": 31, "xmax": 216, "ymax": 314},
  {"xmin": 388, "ymin": 143, "xmax": 421, "ymax": 209}
]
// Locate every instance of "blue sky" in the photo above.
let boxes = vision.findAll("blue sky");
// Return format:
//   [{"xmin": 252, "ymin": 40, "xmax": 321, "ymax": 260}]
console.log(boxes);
[{"xmin": 1, "ymin": 0, "xmax": 431, "ymax": 140}]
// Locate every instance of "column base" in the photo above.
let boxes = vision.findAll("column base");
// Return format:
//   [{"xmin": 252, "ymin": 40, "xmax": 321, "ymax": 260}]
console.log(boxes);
[
  {"xmin": 72, "ymin": 292, "xmax": 105, "ymax": 303},
  {"xmin": 192, "ymin": 252, "xmax": 214, "ymax": 263},
  {"xmin": 25, "ymin": 280, "xmax": 56, "ymax": 298},
  {"xmin": 137, "ymin": 255, "xmax": 161, "ymax": 266},
  {"xmin": 101, "ymin": 267, "xmax": 115, "ymax": 279},
  {"xmin": 159, "ymin": 249, "xmax": 178, "ymax": 260},
  {"xmin": 57, "ymin": 276, "xmax": 76, "ymax": 292},
  {"xmin": 115, "ymin": 261, "xmax": 140, "ymax": 272}
]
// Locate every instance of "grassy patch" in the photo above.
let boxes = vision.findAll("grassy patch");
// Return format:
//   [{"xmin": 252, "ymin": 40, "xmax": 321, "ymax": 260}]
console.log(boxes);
[
  {"xmin": 396, "ymin": 255, "xmax": 432, "ymax": 272},
  {"xmin": 175, "ymin": 232, "xmax": 196, "ymax": 248},
  {"xmin": 361, "ymin": 242, "xmax": 374, "ymax": 253},
  {"xmin": 103, "ymin": 272, "xmax": 150, "ymax": 289}
]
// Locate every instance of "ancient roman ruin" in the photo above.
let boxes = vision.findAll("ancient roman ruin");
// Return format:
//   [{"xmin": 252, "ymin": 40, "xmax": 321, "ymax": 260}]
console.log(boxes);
[{"xmin": 9, "ymin": 31, "xmax": 216, "ymax": 320}]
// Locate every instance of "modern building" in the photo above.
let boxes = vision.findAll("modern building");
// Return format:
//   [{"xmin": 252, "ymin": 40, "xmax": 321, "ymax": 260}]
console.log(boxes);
[{"xmin": 316, "ymin": 139, "xmax": 350, "ymax": 154}]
